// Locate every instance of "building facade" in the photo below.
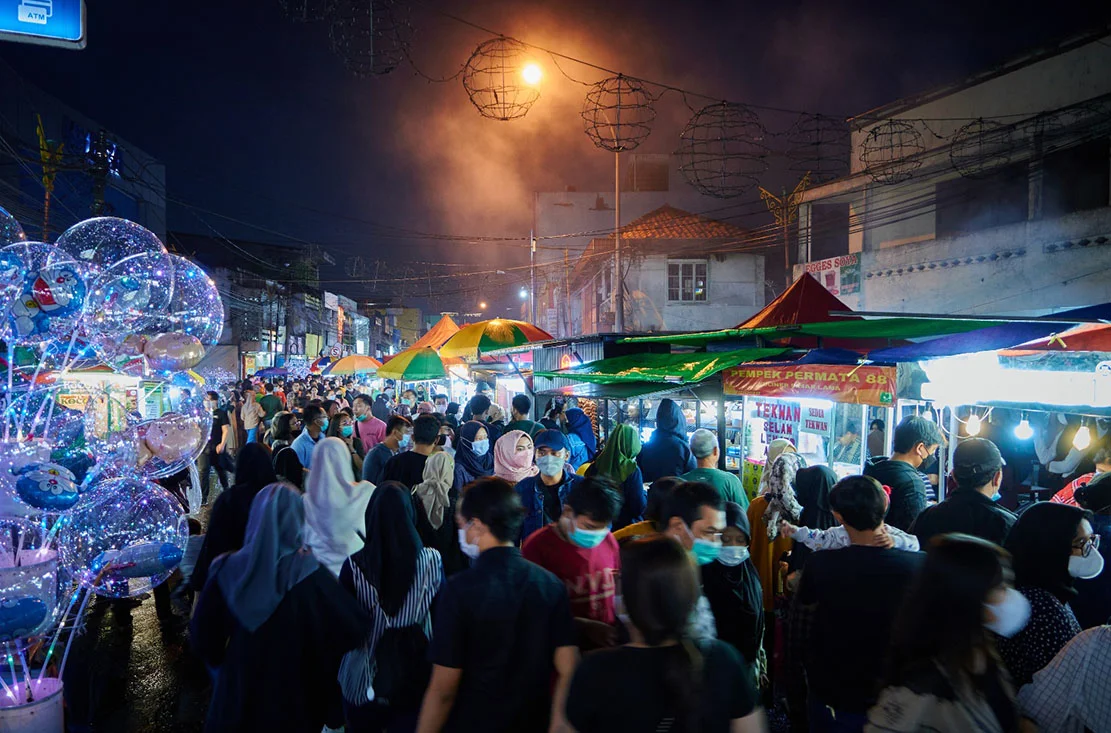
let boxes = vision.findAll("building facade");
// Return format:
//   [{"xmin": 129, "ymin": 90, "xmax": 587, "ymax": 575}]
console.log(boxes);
[{"xmin": 795, "ymin": 28, "xmax": 1111, "ymax": 315}]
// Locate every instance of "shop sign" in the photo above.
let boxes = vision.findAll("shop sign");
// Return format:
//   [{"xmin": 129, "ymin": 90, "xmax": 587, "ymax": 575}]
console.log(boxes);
[
  {"xmin": 752, "ymin": 399, "xmax": 798, "ymax": 444},
  {"xmin": 801, "ymin": 404, "xmax": 829, "ymax": 433},
  {"xmin": 803, "ymin": 253, "xmax": 860, "ymax": 296},
  {"xmin": 724, "ymin": 363, "xmax": 895, "ymax": 406}
]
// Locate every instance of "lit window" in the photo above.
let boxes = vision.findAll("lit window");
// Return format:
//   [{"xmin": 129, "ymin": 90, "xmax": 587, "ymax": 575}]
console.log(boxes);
[{"xmin": 667, "ymin": 261, "xmax": 708, "ymax": 302}]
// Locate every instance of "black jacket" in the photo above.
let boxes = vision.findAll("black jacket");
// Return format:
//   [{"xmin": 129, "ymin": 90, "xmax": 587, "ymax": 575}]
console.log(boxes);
[
  {"xmin": 864, "ymin": 458, "xmax": 927, "ymax": 532},
  {"xmin": 637, "ymin": 399, "xmax": 696, "ymax": 483},
  {"xmin": 911, "ymin": 489, "xmax": 1017, "ymax": 547}
]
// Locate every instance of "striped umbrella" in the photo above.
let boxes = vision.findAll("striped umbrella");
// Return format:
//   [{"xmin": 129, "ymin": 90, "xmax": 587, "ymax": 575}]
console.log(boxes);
[
  {"xmin": 377, "ymin": 347, "xmax": 447, "ymax": 381},
  {"xmin": 439, "ymin": 319, "xmax": 553, "ymax": 361},
  {"xmin": 324, "ymin": 354, "xmax": 383, "ymax": 375}
]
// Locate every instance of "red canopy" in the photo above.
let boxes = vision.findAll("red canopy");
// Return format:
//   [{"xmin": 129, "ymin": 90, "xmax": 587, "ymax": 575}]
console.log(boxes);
[{"xmin": 736, "ymin": 273, "xmax": 855, "ymax": 329}]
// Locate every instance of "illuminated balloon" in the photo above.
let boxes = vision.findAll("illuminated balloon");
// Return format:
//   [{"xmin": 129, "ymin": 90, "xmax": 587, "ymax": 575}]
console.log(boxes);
[
  {"xmin": 0, "ymin": 242, "xmax": 87, "ymax": 344},
  {"xmin": 13, "ymin": 463, "xmax": 80, "ymax": 512},
  {"xmin": 0, "ymin": 597, "xmax": 48, "ymax": 642},
  {"xmin": 59, "ymin": 477, "xmax": 188, "ymax": 598},
  {"xmin": 0, "ymin": 523, "xmax": 57, "ymax": 640},
  {"xmin": 143, "ymin": 332, "xmax": 205, "ymax": 372},
  {"xmin": 84, "ymin": 251, "xmax": 175, "ymax": 350},
  {"xmin": 54, "ymin": 217, "xmax": 166, "ymax": 272},
  {"xmin": 150, "ymin": 255, "xmax": 224, "ymax": 348},
  {"xmin": 0, "ymin": 205, "xmax": 25, "ymax": 247},
  {"xmin": 135, "ymin": 409, "xmax": 210, "ymax": 480},
  {"xmin": 0, "ymin": 440, "xmax": 51, "ymax": 518}
]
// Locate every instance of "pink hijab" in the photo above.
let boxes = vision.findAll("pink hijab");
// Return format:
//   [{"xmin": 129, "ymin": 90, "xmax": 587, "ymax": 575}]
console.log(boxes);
[{"xmin": 494, "ymin": 430, "xmax": 538, "ymax": 485}]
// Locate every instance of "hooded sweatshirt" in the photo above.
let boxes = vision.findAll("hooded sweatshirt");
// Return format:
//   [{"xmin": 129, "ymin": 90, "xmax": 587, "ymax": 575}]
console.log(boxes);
[{"xmin": 636, "ymin": 399, "xmax": 696, "ymax": 483}]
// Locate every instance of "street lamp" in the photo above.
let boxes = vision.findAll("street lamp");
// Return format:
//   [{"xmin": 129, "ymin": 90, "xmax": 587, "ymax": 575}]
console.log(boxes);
[
  {"xmin": 479, "ymin": 301, "xmax": 487, "ymax": 310},
  {"xmin": 521, "ymin": 62, "xmax": 542, "ymax": 86},
  {"xmin": 519, "ymin": 288, "xmax": 528, "ymax": 300}
]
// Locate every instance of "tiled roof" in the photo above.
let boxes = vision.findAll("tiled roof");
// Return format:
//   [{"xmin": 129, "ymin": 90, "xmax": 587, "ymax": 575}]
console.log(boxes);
[{"xmin": 618, "ymin": 204, "xmax": 748, "ymax": 239}]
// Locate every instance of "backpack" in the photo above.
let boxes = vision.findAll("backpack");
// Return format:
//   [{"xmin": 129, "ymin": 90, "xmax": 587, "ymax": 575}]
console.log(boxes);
[{"xmin": 371, "ymin": 619, "xmax": 431, "ymax": 709}]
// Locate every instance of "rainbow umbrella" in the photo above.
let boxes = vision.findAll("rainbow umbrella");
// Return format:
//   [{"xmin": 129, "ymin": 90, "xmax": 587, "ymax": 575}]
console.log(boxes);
[
  {"xmin": 324, "ymin": 354, "xmax": 382, "ymax": 375},
  {"xmin": 439, "ymin": 319, "xmax": 553, "ymax": 361},
  {"xmin": 377, "ymin": 347, "xmax": 447, "ymax": 381}
]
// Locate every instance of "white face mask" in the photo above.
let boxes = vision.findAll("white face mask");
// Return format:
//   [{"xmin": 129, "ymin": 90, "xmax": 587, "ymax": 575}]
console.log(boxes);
[
  {"xmin": 458, "ymin": 525, "xmax": 480, "ymax": 559},
  {"xmin": 1068, "ymin": 551, "xmax": 1105, "ymax": 580},
  {"xmin": 435, "ymin": 404, "xmax": 448, "ymax": 414},
  {"xmin": 984, "ymin": 587, "xmax": 1031, "ymax": 638},
  {"xmin": 717, "ymin": 546, "xmax": 750, "ymax": 566}
]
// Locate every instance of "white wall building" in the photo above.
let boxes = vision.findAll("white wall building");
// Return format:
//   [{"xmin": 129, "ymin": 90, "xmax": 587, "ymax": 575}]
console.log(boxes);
[{"xmin": 795, "ymin": 27, "xmax": 1111, "ymax": 315}]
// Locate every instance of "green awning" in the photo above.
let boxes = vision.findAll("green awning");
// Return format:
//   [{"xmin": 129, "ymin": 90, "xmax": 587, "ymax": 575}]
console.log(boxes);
[
  {"xmin": 534, "ymin": 348, "xmax": 788, "ymax": 386},
  {"xmin": 619, "ymin": 318, "xmax": 1010, "ymax": 346}
]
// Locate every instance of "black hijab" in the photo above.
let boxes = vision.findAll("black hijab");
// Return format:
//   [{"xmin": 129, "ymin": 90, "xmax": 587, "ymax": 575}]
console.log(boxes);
[
  {"xmin": 701, "ymin": 501, "xmax": 764, "ymax": 661},
  {"xmin": 351, "ymin": 482, "xmax": 422, "ymax": 616},
  {"xmin": 1007, "ymin": 501, "xmax": 1090, "ymax": 601},
  {"xmin": 795, "ymin": 465, "xmax": 838, "ymax": 531},
  {"xmin": 234, "ymin": 443, "xmax": 279, "ymax": 495},
  {"xmin": 455, "ymin": 420, "xmax": 494, "ymax": 480}
]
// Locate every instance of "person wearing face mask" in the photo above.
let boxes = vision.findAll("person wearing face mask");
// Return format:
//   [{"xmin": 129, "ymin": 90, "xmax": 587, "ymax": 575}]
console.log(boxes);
[
  {"xmin": 701, "ymin": 501, "xmax": 764, "ymax": 671},
  {"xmin": 505, "ymin": 394, "xmax": 544, "ymax": 438},
  {"xmin": 400, "ymin": 389, "xmax": 418, "ymax": 410},
  {"xmin": 516, "ymin": 430, "xmax": 584, "ymax": 541},
  {"xmin": 327, "ymin": 411, "xmax": 364, "ymax": 478},
  {"xmin": 433, "ymin": 394, "xmax": 449, "ymax": 415},
  {"xmin": 493, "ymin": 430, "xmax": 538, "ymax": 486},
  {"xmin": 291, "ymin": 404, "xmax": 328, "ymax": 472},
  {"xmin": 382, "ymin": 415, "xmax": 440, "ymax": 489},
  {"xmin": 436, "ymin": 424, "xmax": 456, "ymax": 458},
  {"xmin": 997, "ymin": 502, "xmax": 1100, "ymax": 686},
  {"xmin": 351, "ymin": 394, "xmax": 387, "ymax": 452},
  {"xmin": 586, "ymin": 424, "xmax": 646, "ymax": 531},
  {"xmin": 864, "ymin": 415, "xmax": 945, "ymax": 531},
  {"xmin": 658, "ymin": 481, "xmax": 726, "ymax": 642},
  {"xmin": 912, "ymin": 438, "xmax": 1018, "ymax": 548},
  {"xmin": 522, "ymin": 477, "xmax": 623, "ymax": 650},
  {"xmin": 199, "ymin": 390, "xmax": 232, "ymax": 502},
  {"xmin": 362, "ymin": 415, "xmax": 412, "ymax": 486},
  {"xmin": 866, "ymin": 534, "xmax": 1025, "ymax": 733},
  {"xmin": 443, "ymin": 402, "xmax": 460, "ymax": 431},
  {"xmin": 790, "ymin": 476, "xmax": 924, "ymax": 730},
  {"xmin": 1071, "ymin": 473, "xmax": 1111, "ymax": 628},
  {"xmin": 418, "ymin": 477, "xmax": 578, "ymax": 733},
  {"xmin": 452, "ymin": 421, "xmax": 494, "ymax": 491}
]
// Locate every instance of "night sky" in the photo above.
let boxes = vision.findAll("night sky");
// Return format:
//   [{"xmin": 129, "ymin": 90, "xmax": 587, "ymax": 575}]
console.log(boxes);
[{"xmin": 2, "ymin": 0, "xmax": 1108, "ymax": 312}]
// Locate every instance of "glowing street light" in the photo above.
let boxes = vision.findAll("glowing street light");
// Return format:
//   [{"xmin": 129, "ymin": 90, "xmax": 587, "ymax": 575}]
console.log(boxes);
[
  {"xmin": 521, "ymin": 62, "xmax": 542, "ymax": 86},
  {"xmin": 479, "ymin": 301, "xmax": 487, "ymax": 310},
  {"xmin": 519, "ymin": 288, "xmax": 528, "ymax": 300}
]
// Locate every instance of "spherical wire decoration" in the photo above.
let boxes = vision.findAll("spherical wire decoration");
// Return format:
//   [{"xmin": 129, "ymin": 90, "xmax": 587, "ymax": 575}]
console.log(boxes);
[
  {"xmin": 462, "ymin": 37, "xmax": 541, "ymax": 121},
  {"xmin": 329, "ymin": 0, "xmax": 412, "ymax": 77},
  {"xmin": 859, "ymin": 119, "xmax": 925, "ymax": 184},
  {"xmin": 676, "ymin": 102, "xmax": 768, "ymax": 198},
  {"xmin": 581, "ymin": 75, "xmax": 656, "ymax": 153},
  {"xmin": 785, "ymin": 113, "xmax": 850, "ymax": 182},
  {"xmin": 949, "ymin": 119, "xmax": 1017, "ymax": 179},
  {"xmin": 278, "ymin": 0, "xmax": 334, "ymax": 22}
]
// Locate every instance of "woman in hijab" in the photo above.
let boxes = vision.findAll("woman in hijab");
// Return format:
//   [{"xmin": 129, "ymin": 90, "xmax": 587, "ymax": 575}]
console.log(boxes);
[
  {"xmin": 303, "ymin": 437, "xmax": 375, "ymax": 576},
  {"xmin": 564, "ymin": 408, "xmax": 597, "ymax": 471},
  {"xmin": 338, "ymin": 483, "xmax": 444, "ymax": 732},
  {"xmin": 636, "ymin": 398, "xmax": 696, "ymax": 483},
  {"xmin": 453, "ymin": 420, "xmax": 494, "ymax": 490},
  {"xmin": 747, "ymin": 441, "xmax": 797, "ymax": 616},
  {"xmin": 192, "ymin": 484, "xmax": 369, "ymax": 733},
  {"xmin": 191, "ymin": 443, "xmax": 278, "ymax": 593},
  {"xmin": 494, "ymin": 429, "xmax": 538, "ymax": 485},
  {"xmin": 997, "ymin": 501, "xmax": 1098, "ymax": 685},
  {"xmin": 702, "ymin": 501, "xmax": 764, "ymax": 669},
  {"xmin": 586, "ymin": 423, "xmax": 646, "ymax": 530},
  {"xmin": 412, "ymin": 452, "xmax": 465, "ymax": 576},
  {"xmin": 787, "ymin": 465, "xmax": 838, "ymax": 574}
]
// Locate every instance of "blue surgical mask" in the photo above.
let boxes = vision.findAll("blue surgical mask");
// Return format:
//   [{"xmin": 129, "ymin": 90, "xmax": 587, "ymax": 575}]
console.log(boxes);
[
  {"xmin": 683, "ymin": 523, "xmax": 722, "ymax": 565},
  {"xmin": 536, "ymin": 454, "xmax": 564, "ymax": 477},
  {"xmin": 717, "ymin": 546, "xmax": 750, "ymax": 566},
  {"xmin": 991, "ymin": 491, "xmax": 1002, "ymax": 502},
  {"xmin": 566, "ymin": 521, "xmax": 609, "ymax": 549},
  {"xmin": 319, "ymin": 418, "xmax": 329, "ymax": 432},
  {"xmin": 471, "ymin": 439, "xmax": 490, "ymax": 457},
  {"xmin": 399, "ymin": 433, "xmax": 412, "ymax": 449},
  {"xmin": 340, "ymin": 425, "xmax": 354, "ymax": 438}
]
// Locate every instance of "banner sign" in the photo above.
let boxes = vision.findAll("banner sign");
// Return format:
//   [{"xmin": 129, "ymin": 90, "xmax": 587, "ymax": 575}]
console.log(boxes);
[
  {"xmin": 800, "ymin": 404, "xmax": 829, "ymax": 434},
  {"xmin": 751, "ymin": 399, "xmax": 798, "ymax": 444},
  {"xmin": 724, "ymin": 363, "xmax": 896, "ymax": 406},
  {"xmin": 0, "ymin": 0, "xmax": 85, "ymax": 49},
  {"xmin": 803, "ymin": 253, "xmax": 860, "ymax": 296}
]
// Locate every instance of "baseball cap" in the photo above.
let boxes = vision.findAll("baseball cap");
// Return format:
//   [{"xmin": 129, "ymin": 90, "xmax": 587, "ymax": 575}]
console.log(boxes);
[
  {"xmin": 952, "ymin": 438, "xmax": 1004, "ymax": 485},
  {"xmin": 534, "ymin": 429, "xmax": 569, "ymax": 452}
]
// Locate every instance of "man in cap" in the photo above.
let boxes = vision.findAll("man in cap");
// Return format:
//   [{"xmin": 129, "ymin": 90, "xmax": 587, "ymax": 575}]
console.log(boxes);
[
  {"xmin": 515, "ymin": 429, "xmax": 583, "ymax": 542},
  {"xmin": 910, "ymin": 437, "xmax": 1017, "ymax": 546}
]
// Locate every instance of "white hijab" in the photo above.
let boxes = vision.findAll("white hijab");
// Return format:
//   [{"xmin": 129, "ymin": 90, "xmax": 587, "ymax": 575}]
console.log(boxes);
[{"xmin": 303, "ymin": 437, "xmax": 374, "ymax": 575}]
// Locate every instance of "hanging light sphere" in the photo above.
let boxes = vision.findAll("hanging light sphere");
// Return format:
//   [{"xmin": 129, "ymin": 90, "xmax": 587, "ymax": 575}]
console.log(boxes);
[
  {"xmin": 329, "ymin": 0, "xmax": 411, "ymax": 77},
  {"xmin": 859, "ymin": 120, "xmax": 925, "ymax": 184},
  {"xmin": 949, "ymin": 118, "xmax": 1015, "ymax": 179},
  {"xmin": 462, "ymin": 37, "xmax": 541, "ymax": 121},
  {"xmin": 278, "ymin": 0, "xmax": 334, "ymax": 22},
  {"xmin": 676, "ymin": 102, "xmax": 768, "ymax": 198},
  {"xmin": 581, "ymin": 74, "xmax": 656, "ymax": 153}
]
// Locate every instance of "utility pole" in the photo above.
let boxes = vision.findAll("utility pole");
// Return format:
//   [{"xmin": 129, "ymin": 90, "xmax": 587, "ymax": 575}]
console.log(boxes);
[
  {"xmin": 529, "ymin": 230, "xmax": 537, "ymax": 324},
  {"xmin": 759, "ymin": 172, "xmax": 811, "ymax": 288},
  {"xmin": 35, "ymin": 115, "xmax": 63, "ymax": 240},
  {"xmin": 614, "ymin": 151, "xmax": 625, "ymax": 332},
  {"xmin": 87, "ymin": 130, "xmax": 112, "ymax": 217}
]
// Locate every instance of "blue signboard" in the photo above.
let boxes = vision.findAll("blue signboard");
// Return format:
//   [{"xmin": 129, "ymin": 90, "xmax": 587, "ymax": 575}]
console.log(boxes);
[{"xmin": 0, "ymin": 0, "xmax": 85, "ymax": 49}]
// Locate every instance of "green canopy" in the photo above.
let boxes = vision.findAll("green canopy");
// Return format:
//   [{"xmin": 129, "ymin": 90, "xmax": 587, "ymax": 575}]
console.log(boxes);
[
  {"xmin": 534, "ymin": 348, "xmax": 788, "ymax": 385},
  {"xmin": 619, "ymin": 318, "xmax": 1010, "ymax": 346}
]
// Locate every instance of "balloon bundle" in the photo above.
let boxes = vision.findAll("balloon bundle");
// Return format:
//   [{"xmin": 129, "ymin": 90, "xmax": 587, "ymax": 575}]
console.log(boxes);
[{"xmin": 0, "ymin": 207, "xmax": 224, "ymax": 704}]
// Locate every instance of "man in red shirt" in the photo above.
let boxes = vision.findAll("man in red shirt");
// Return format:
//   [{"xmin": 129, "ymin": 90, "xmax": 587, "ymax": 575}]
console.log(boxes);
[
  {"xmin": 1052, "ymin": 447, "xmax": 1111, "ymax": 507},
  {"xmin": 522, "ymin": 476, "xmax": 623, "ymax": 650}
]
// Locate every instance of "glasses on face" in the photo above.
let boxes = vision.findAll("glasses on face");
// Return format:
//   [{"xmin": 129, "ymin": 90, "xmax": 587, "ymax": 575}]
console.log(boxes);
[
  {"xmin": 1073, "ymin": 534, "xmax": 1101, "ymax": 558},
  {"xmin": 697, "ymin": 528, "xmax": 723, "ymax": 542}
]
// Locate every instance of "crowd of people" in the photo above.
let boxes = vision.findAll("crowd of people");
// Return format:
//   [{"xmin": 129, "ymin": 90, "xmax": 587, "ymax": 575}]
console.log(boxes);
[{"xmin": 179, "ymin": 376, "xmax": 1108, "ymax": 733}]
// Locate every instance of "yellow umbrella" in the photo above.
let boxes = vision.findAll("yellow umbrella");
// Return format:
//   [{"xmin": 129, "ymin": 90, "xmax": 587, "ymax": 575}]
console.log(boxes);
[{"xmin": 324, "ymin": 355, "xmax": 382, "ymax": 375}]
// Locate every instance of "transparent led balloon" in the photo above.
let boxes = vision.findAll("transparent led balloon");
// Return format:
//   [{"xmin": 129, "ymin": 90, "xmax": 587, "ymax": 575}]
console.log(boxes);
[
  {"xmin": 84, "ymin": 250, "xmax": 176, "ymax": 361},
  {"xmin": 0, "ymin": 518, "xmax": 57, "ymax": 641},
  {"xmin": 135, "ymin": 411, "xmax": 210, "ymax": 480},
  {"xmin": 0, "ymin": 206, "xmax": 25, "ymax": 247},
  {"xmin": 0, "ymin": 242, "xmax": 87, "ymax": 345},
  {"xmin": 59, "ymin": 477, "xmax": 188, "ymax": 598},
  {"xmin": 80, "ymin": 390, "xmax": 140, "ymax": 482},
  {"xmin": 54, "ymin": 217, "xmax": 167, "ymax": 274},
  {"xmin": 147, "ymin": 255, "xmax": 224, "ymax": 349}
]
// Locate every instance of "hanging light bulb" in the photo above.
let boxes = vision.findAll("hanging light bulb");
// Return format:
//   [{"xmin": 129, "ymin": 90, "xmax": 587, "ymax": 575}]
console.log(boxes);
[
  {"xmin": 1074, "ymin": 422, "xmax": 1092, "ymax": 450},
  {"xmin": 966, "ymin": 412, "xmax": 982, "ymax": 437},
  {"xmin": 1014, "ymin": 413, "xmax": 1034, "ymax": 440}
]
